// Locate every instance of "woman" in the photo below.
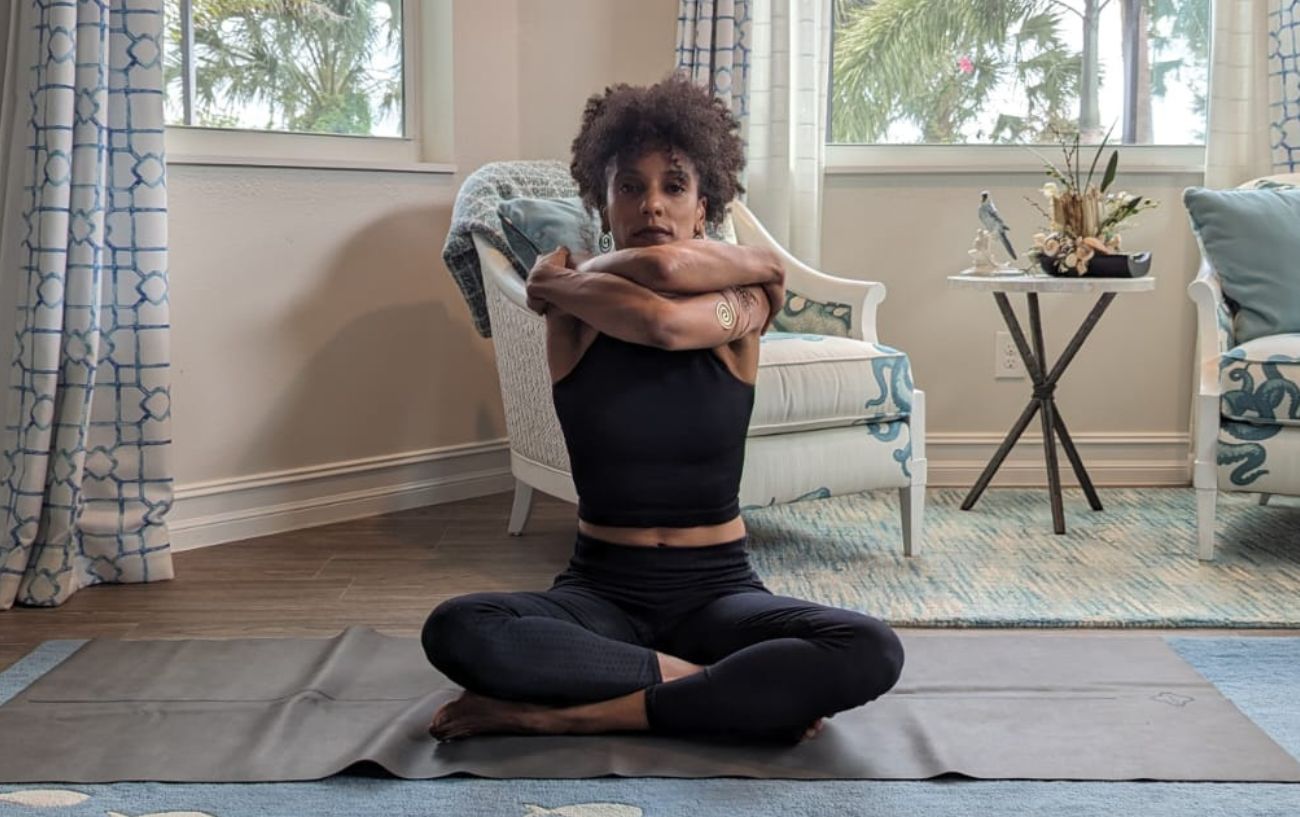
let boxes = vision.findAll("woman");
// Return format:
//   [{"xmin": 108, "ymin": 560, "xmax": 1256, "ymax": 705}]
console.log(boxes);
[{"xmin": 422, "ymin": 73, "xmax": 903, "ymax": 743}]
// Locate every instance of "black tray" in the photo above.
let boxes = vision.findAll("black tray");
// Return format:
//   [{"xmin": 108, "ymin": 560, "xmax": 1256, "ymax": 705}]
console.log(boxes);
[{"xmin": 1040, "ymin": 251, "xmax": 1151, "ymax": 278}]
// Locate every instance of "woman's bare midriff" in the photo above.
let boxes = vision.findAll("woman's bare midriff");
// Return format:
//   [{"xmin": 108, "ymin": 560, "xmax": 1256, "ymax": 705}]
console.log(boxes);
[{"xmin": 578, "ymin": 515, "xmax": 747, "ymax": 547}]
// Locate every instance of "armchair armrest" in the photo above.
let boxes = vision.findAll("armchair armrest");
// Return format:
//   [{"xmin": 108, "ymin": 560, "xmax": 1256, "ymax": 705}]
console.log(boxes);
[
  {"xmin": 1187, "ymin": 257, "xmax": 1233, "ymax": 486},
  {"xmin": 1186, "ymin": 257, "xmax": 1234, "ymax": 398},
  {"xmin": 727, "ymin": 200, "xmax": 886, "ymax": 343},
  {"xmin": 474, "ymin": 234, "xmax": 529, "ymax": 310}
]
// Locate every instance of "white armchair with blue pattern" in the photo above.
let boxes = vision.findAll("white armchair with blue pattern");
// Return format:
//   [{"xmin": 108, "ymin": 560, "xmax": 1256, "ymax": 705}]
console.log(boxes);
[
  {"xmin": 1188, "ymin": 173, "xmax": 1300, "ymax": 560},
  {"xmin": 458, "ymin": 161, "xmax": 927, "ymax": 555}
]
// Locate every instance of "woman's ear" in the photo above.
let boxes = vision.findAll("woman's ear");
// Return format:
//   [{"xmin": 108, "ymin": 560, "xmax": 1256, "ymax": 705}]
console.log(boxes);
[{"xmin": 695, "ymin": 196, "xmax": 708, "ymax": 237}]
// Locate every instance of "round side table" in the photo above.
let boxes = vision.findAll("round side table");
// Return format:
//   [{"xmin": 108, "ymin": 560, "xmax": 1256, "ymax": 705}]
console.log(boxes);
[{"xmin": 947, "ymin": 272, "xmax": 1156, "ymax": 534}]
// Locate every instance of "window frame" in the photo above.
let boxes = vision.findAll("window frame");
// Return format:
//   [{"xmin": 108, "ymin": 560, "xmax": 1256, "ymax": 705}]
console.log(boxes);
[
  {"xmin": 824, "ymin": 144, "xmax": 1205, "ymax": 176},
  {"xmin": 165, "ymin": 0, "xmax": 455, "ymax": 173}
]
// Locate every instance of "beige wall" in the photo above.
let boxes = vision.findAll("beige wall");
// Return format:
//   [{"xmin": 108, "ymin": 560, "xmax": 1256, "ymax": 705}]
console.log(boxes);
[
  {"xmin": 822, "ymin": 172, "xmax": 1202, "ymax": 440},
  {"xmin": 169, "ymin": 0, "xmax": 678, "ymax": 484},
  {"xmin": 169, "ymin": 0, "xmax": 1201, "ymax": 494},
  {"xmin": 517, "ymin": 1, "xmax": 680, "ymax": 159}
]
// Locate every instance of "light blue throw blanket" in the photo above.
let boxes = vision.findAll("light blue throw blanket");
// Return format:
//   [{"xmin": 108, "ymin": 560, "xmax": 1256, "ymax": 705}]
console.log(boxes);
[{"xmin": 442, "ymin": 160, "xmax": 579, "ymax": 338}]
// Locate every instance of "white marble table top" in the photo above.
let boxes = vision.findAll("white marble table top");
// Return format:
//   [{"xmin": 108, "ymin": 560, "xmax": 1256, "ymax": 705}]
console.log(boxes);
[{"xmin": 947, "ymin": 271, "xmax": 1156, "ymax": 293}]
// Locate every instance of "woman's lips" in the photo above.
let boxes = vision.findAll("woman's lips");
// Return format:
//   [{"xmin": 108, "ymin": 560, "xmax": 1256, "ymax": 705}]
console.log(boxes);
[{"xmin": 634, "ymin": 228, "xmax": 674, "ymax": 243}]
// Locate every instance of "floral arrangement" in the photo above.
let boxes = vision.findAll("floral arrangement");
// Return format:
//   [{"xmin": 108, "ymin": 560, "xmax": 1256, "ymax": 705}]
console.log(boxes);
[{"xmin": 1027, "ymin": 129, "xmax": 1157, "ymax": 276}]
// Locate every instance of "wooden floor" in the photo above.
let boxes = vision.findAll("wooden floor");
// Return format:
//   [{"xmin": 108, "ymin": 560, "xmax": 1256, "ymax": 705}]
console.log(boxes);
[{"xmin": 0, "ymin": 490, "xmax": 1294, "ymax": 672}]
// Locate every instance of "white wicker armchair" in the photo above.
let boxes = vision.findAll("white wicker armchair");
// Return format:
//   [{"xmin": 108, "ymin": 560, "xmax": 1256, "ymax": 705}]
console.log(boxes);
[
  {"xmin": 1188, "ymin": 173, "xmax": 1300, "ymax": 560},
  {"xmin": 468, "ymin": 164, "xmax": 927, "ymax": 555}
]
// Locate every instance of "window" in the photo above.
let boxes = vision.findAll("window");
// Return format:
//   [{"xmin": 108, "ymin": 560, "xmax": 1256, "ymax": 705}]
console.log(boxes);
[
  {"xmin": 163, "ymin": 0, "xmax": 454, "ymax": 171},
  {"xmin": 828, "ymin": 0, "xmax": 1211, "ymax": 147}
]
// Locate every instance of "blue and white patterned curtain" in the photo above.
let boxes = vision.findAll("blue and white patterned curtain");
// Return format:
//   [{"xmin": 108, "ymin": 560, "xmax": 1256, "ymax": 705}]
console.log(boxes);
[
  {"xmin": 1272, "ymin": 0, "xmax": 1300, "ymax": 171},
  {"xmin": 0, "ymin": 0, "xmax": 174, "ymax": 609},
  {"xmin": 1207, "ymin": 0, "xmax": 1300, "ymax": 185},
  {"xmin": 676, "ymin": 0, "xmax": 752, "ymax": 122},
  {"xmin": 677, "ymin": 0, "xmax": 832, "ymax": 267}
]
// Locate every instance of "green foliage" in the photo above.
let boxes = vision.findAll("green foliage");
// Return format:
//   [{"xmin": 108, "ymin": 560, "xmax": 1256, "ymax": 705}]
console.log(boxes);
[
  {"xmin": 1100, "ymin": 149, "xmax": 1119, "ymax": 192},
  {"xmin": 1148, "ymin": 0, "xmax": 1210, "ymax": 139},
  {"xmin": 830, "ymin": 0, "xmax": 1209, "ymax": 145},
  {"xmin": 830, "ymin": 0, "xmax": 1079, "ymax": 144},
  {"xmin": 164, "ymin": 0, "xmax": 402, "ymax": 136}
]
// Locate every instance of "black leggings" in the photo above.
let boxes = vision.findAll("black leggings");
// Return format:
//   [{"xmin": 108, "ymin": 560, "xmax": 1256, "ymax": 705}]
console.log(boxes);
[{"xmin": 421, "ymin": 531, "xmax": 904, "ymax": 741}]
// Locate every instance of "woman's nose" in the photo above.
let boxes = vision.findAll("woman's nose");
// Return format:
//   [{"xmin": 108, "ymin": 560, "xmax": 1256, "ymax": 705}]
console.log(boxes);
[{"xmin": 640, "ymin": 193, "xmax": 665, "ymax": 215}]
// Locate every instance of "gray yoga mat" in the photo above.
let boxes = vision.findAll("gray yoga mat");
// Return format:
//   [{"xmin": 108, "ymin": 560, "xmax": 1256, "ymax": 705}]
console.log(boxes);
[{"xmin": 0, "ymin": 627, "xmax": 1297, "ymax": 783}]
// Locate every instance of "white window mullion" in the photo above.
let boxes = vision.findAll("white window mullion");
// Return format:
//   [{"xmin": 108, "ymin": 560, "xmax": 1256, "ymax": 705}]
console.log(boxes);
[{"xmin": 179, "ymin": 0, "xmax": 195, "ymax": 126}]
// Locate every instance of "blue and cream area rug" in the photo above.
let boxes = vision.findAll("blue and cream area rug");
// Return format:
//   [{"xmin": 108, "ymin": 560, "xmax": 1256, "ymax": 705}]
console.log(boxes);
[
  {"xmin": 0, "ymin": 637, "xmax": 1298, "ymax": 816},
  {"xmin": 743, "ymin": 488, "xmax": 1300, "ymax": 627}
]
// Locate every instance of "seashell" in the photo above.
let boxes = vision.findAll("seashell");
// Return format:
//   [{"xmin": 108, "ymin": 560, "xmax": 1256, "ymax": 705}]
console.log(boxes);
[{"xmin": 1081, "ymin": 236, "xmax": 1110, "ymax": 254}]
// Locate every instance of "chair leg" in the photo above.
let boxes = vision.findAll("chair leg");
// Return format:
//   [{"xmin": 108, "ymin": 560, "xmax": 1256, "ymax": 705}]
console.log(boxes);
[
  {"xmin": 898, "ymin": 482, "xmax": 924, "ymax": 558},
  {"xmin": 1258, "ymin": 492, "xmax": 1270, "ymax": 507},
  {"xmin": 1196, "ymin": 487, "xmax": 1216, "ymax": 561},
  {"xmin": 507, "ymin": 478, "xmax": 534, "ymax": 536}
]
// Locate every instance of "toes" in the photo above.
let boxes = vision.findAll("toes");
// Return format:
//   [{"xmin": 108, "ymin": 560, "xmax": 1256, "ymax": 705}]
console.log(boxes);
[{"xmin": 800, "ymin": 718, "xmax": 827, "ymax": 741}]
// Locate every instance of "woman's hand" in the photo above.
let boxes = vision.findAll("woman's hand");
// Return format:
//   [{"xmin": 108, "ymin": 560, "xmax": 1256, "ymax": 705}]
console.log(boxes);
[
  {"xmin": 525, "ymin": 247, "xmax": 571, "ymax": 315},
  {"xmin": 567, "ymin": 248, "xmax": 595, "ymax": 269},
  {"xmin": 759, "ymin": 278, "xmax": 785, "ymax": 332}
]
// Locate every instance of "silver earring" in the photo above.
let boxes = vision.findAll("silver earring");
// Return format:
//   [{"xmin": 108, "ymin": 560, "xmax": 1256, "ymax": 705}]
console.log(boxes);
[{"xmin": 598, "ymin": 232, "xmax": 614, "ymax": 253}]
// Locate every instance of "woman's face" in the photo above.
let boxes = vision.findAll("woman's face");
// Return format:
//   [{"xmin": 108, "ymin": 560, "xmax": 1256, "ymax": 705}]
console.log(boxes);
[{"xmin": 602, "ymin": 148, "xmax": 707, "ymax": 249}]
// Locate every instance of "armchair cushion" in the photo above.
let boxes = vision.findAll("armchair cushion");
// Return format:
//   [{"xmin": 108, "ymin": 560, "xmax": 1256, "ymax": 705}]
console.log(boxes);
[
  {"xmin": 1220, "ymin": 334, "xmax": 1300, "ymax": 428},
  {"xmin": 749, "ymin": 332, "xmax": 912, "ymax": 436},
  {"xmin": 498, "ymin": 196, "xmax": 602, "ymax": 271},
  {"xmin": 1183, "ymin": 186, "xmax": 1300, "ymax": 344},
  {"xmin": 1219, "ymin": 422, "xmax": 1300, "ymax": 494},
  {"xmin": 770, "ymin": 292, "xmax": 854, "ymax": 337}
]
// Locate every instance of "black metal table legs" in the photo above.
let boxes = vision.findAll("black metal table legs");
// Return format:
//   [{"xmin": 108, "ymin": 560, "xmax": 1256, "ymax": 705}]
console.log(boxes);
[{"xmin": 960, "ymin": 291, "xmax": 1116, "ymax": 534}]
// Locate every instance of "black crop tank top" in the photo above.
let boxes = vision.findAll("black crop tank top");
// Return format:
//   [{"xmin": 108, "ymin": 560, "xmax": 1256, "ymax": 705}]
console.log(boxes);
[{"xmin": 551, "ymin": 332, "xmax": 755, "ymax": 528}]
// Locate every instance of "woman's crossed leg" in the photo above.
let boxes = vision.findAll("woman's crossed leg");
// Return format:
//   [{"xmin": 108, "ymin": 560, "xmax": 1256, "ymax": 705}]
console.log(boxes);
[{"xmin": 421, "ymin": 587, "xmax": 902, "ymax": 742}]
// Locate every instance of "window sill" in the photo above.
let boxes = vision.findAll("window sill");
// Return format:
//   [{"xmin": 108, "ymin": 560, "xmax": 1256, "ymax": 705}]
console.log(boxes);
[
  {"xmin": 825, "ymin": 144, "xmax": 1205, "ymax": 176},
  {"xmin": 167, "ymin": 154, "xmax": 457, "ymax": 175}
]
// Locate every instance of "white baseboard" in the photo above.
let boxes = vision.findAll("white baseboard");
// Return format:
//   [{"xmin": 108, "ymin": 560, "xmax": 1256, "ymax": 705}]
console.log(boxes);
[
  {"xmin": 167, "ymin": 432, "xmax": 1190, "ymax": 551},
  {"xmin": 168, "ymin": 441, "xmax": 513, "ymax": 552},
  {"xmin": 925, "ymin": 431, "xmax": 1191, "ymax": 487}
]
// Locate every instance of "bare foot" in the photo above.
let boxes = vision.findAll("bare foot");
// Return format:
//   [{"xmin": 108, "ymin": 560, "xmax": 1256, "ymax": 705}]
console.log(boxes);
[
  {"xmin": 801, "ymin": 718, "xmax": 826, "ymax": 742},
  {"xmin": 429, "ymin": 692, "xmax": 553, "ymax": 741},
  {"xmin": 431, "ymin": 688, "xmax": 650, "ymax": 741}
]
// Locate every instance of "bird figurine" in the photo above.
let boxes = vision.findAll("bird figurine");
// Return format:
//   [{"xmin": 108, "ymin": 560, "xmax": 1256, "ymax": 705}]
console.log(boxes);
[{"xmin": 978, "ymin": 191, "xmax": 1017, "ymax": 260}]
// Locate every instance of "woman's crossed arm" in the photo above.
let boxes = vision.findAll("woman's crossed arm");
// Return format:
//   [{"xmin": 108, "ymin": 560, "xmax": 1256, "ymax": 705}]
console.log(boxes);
[{"xmin": 526, "ymin": 247, "xmax": 780, "ymax": 350}]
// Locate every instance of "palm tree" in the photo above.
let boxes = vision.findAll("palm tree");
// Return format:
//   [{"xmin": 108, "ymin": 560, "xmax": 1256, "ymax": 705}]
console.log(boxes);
[
  {"xmin": 164, "ymin": 0, "xmax": 402, "ymax": 135},
  {"xmin": 831, "ymin": 0, "xmax": 1208, "ymax": 145},
  {"xmin": 831, "ymin": 0, "xmax": 1080, "ymax": 143},
  {"xmin": 1146, "ymin": 0, "xmax": 1211, "ymax": 140}
]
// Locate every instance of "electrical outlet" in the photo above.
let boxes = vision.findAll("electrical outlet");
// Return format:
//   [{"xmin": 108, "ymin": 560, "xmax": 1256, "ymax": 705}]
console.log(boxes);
[{"xmin": 995, "ymin": 331, "xmax": 1025, "ymax": 379}]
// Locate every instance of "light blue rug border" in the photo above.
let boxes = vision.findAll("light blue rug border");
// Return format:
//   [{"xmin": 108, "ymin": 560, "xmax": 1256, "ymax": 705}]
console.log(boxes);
[{"xmin": 0, "ymin": 638, "xmax": 1297, "ymax": 817}]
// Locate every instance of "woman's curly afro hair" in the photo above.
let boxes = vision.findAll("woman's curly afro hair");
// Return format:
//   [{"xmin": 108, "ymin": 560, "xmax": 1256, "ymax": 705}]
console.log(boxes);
[{"xmin": 569, "ymin": 71, "xmax": 745, "ymax": 228}]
